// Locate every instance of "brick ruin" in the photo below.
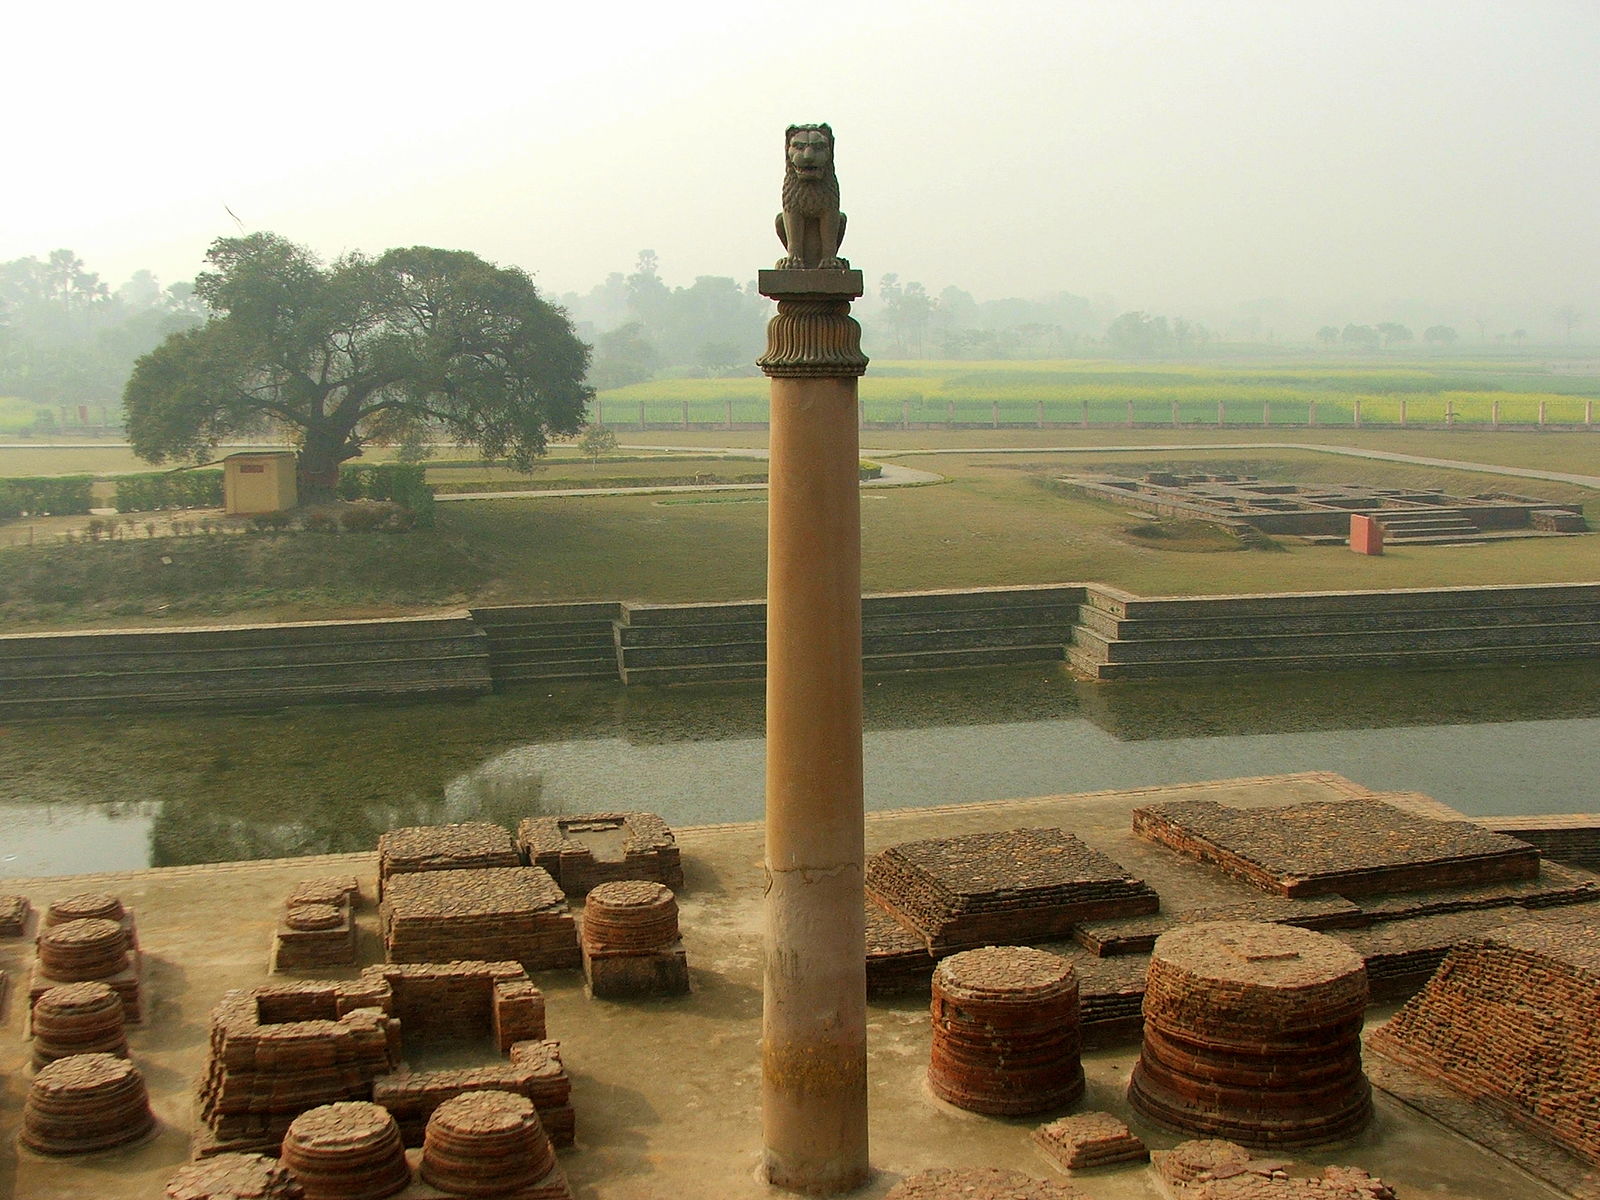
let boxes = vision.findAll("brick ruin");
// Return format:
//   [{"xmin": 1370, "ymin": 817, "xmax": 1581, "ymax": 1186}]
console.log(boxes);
[
  {"xmin": 29, "ymin": 891, "xmax": 144, "ymax": 1024},
  {"xmin": 580, "ymin": 880, "xmax": 689, "ymax": 999},
  {"xmin": 1, "ymin": 891, "xmax": 32, "ymax": 936},
  {"xmin": 866, "ymin": 827, "xmax": 1159, "ymax": 954},
  {"xmin": 884, "ymin": 1167, "xmax": 1087, "ymax": 1199},
  {"xmin": 272, "ymin": 876, "xmax": 361, "ymax": 972},
  {"xmin": 376, "ymin": 822, "xmax": 522, "ymax": 899},
  {"xmin": 1366, "ymin": 920, "xmax": 1600, "ymax": 1167},
  {"xmin": 1129, "ymin": 922, "xmax": 1371, "ymax": 1147},
  {"xmin": 518, "ymin": 811, "xmax": 684, "ymax": 896},
  {"xmin": 380, "ymin": 866, "xmax": 579, "ymax": 972},
  {"xmin": 21, "ymin": 1051, "xmax": 157, "ymax": 1156},
  {"xmin": 163, "ymin": 1152, "xmax": 304, "ymax": 1200},
  {"xmin": 1151, "ymin": 1139, "xmax": 1398, "ymax": 1199},
  {"xmin": 1031, "ymin": 1111, "xmax": 1148, "ymax": 1171},
  {"xmin": 928, "ymin": 946, "xmax": 1084, "ymax": 1116},
  {"xmin": 418, "ymin": 1090, "xmax": 570, "ymax": 1200},
  {"xmin": 192, "ymin": 961, "xmax": 571, "ymax": 1159},
  {"xmin": 279, "ymin": 1101, "xmax": 411, "ymax": 1199},
  {"xmin": 1132, "ymin": 797, "xmax": 1539, "ymax": 897},
  {"xmin": 30, "ymin": 980, "xmax": 128, "ymax": 1067}
]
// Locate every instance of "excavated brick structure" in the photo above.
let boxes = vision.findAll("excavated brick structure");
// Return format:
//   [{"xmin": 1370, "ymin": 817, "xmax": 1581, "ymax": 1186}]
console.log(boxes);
[
  {"xmin": 927, "ymin": 946, "xmax": 1085, "ymax": 1116},
  {"xmin": 376, "ymin": 823, "xmax": 521, "ymax": 899},
  {"xmin": 1367, "ymin": 919, "xmax": 1600, "ymax": 1167},
  {"xmin": 1132, "ymin": 798, "xmax": 1538, "ymax": 898},
  {"xmin": 1031, "ymin": 1111, "xmax": 1148, "ymax": 1170},
  {"xmin": 274, "ymin": 878, "xmax": 361, "ymax": 971},
  {"xmin": 581, "ymin": 880, "xmax": 689, "ymax": 998},
  {"xmin": 1130, "ymin": 922, "xmax": 1371, "ymax": 1147},
  {"xmin": 0, "ymin": 892, "xmax": 31, "ymax": 936},
  {"xmin": 868, "ymin": 827, "xmax": 1158, "ymax": 954},
  {"xmin": 1152, "ymin": 1139, "xmax": 1398, "ymax": 1199},
  {"xmin": 30, "ymin": 980, "xmax": 128, "ymax": 1067},
  {"xmin": 165, "ymin": 1152, "xmax": 306, "ymax": 1199},
  {"xmin": 883, "ymin": 1167, "xmax": 1087, "ymax": 1199},
  {"xmin": 21, "ymin": 1052, "xmax": 156, "ymax": 1155},
  {"xmin": 359, "ymin": 961, "xmax": 545, "ymax": 1051},
  {"xmin": 518, "ymin": 812, "xmax": 684, "ymax": 896},
  {"xmin": 280, "ymin": 1102, "xmax": 410, "ymax": 1200},
  {"xmin": 194, "ymin": 980, "xmax": 399, "ymax": 1157},
  {"xmin": 419, "ymin": 1090, "xmax": 571, "ymax": 1199},
  {"xmin": 372, "ymin": 1045, "xmax": 575, "ymax": 1149},
  {"xmin": 31, "ymin": 915, "xmax": 143, "ymax": 1022},
  {"xmin": 381, "ymin": 867, "xmax": 579, "ymax": 971}
]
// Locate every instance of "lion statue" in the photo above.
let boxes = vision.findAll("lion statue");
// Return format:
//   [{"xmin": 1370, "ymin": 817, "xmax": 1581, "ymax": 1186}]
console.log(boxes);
[{"xmin": 775, "ymin": 123, "xmax": 848, "ymax": 270}]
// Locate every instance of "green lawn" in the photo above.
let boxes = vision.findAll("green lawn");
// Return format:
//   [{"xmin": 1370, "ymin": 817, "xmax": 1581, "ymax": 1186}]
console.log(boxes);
[{"xmin": 4, "ymin": 432, "xmax": 1600, "ymax": 631}]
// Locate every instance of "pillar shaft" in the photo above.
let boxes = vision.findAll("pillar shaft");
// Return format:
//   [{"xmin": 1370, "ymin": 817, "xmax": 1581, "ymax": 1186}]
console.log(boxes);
[{"xmin": 759, "ymin": 270, "xmax": 869, "ymax": 1194}]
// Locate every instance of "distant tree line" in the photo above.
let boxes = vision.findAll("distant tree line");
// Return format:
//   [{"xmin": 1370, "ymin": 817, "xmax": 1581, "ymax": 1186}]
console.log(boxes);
[{"xmin": 0, "ymin": 251, "xmax": 206, "ymax": 425}]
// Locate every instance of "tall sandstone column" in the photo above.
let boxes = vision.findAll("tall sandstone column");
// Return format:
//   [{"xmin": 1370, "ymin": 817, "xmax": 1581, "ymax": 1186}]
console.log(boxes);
[{"xmin": 757, "ymin": 121, "xmax": 870, "ymax": 1195}]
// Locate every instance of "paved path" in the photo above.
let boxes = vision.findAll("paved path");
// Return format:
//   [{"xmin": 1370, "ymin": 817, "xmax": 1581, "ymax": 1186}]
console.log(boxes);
[{"xmin": 439, "ymin": 440, "xmax": 1600, "ymax": 503}]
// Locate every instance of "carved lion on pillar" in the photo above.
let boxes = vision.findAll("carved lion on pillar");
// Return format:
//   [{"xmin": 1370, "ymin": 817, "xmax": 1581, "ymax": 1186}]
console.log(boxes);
[{"xmin": 775, "ymin": 123, "xmax": 848, "ymax": 270}]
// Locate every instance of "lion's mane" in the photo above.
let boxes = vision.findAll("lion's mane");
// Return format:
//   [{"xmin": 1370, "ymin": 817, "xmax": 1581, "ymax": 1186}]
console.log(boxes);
[{"xmin": 782, "ymin": 123, "xmax": 840, "ymax": 219}]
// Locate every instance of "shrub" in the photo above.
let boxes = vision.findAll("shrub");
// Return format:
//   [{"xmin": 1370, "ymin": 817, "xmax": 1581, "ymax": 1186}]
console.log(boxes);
[
  {"xmin": 337, "ymin": 500, "xmax": 414, "ymax": 532},
  {"xmin": 337, "ymin": 463, "xmax": 434, "ymax": 527},
  {"xmin": 0, "ymin": 475, "xmax": 95, "ymax": 516},
  {"xmin": 250, "ymin": 510, "xmax": 294, "ymax": 532},
  {"xmin": 112, "ymin": 469, "xmax": 224, "ymax": 513},
  {"xmin": 859, "ymin": 460, "xmax": 883, "ymax": 480},
  {"xmin": 302, "ymin": 507, "xmax": 340, "ymax": 533}
]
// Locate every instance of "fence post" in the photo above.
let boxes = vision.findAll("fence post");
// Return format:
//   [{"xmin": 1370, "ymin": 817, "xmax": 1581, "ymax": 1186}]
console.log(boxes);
[
  {"xmin": 1081, "ymin": 399, "xmax": 1089, "ymax": 428},
  {"xmin": 991, "ymin": 401, "xmax": 999, "ymax": 429},
  {"xmin": 1492, "ymin": 400, "xmax": 1500, "ymax": 430},
  {"xmin": 1446, "ymin": 398, "xmax": 1455, "ymax": 428},
  {"xmin": 726, "ymin": 398, "xmax": 734, "ymax": 430},
  {"xmin": 639, "ymin": 400, "xmax": 647, "ymax": 431},
  {"xmin": 1587, "ymin": 400, "xmax": 1594, "ymax": 428},
  {"xmin": 947, "ymin": 399, "xmax": 955, "ymax": 429},
  {"xmin": 1309, "ymin": 401, "xmax": 1317, "ymax": 427},
  {"xmin": 1539, "ymin": 400, "xmax": 1547, "ymax": 428},
  {"xmin": 682, "ymin": 400, "xmax": 690, "ymax": 430},
  {"xmin": 1036, "ymin": 400, "xmax": 1044, "ymax": 429},
  {"xmin": 1126, "ymin": 398, "xmax": 1134, "ymax": 428},
  {"xmin": 1354, "ymin": 399, "xmax": 1362, "ymax": 428},
  {"xmin": 1171, "ymin": 400, "xmax": 1179, "ymax": 428},
  {"xmin": 596, "ymin": 399, "xmax": 604, "ymax": 426},
  {"xmin": 1216, "ymin": 399, "xmax": 1224, "ymax": 428},
  {"xmin": 902, "ymin": 400, "xmax": 910, "ymax": 431},
  {"xmin": 1399, "ymin": 398, "xmax": 1407, "ymax": 427},
  {"xmin": 1262, "ymin": 401, "xmax": 1270, "ymax": 427}
]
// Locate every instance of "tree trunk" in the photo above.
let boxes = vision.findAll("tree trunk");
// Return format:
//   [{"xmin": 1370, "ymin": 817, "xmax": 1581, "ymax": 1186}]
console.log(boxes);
[{"xmin": 296, "ymin": 430, "xmax": 347, "ymax": 505}]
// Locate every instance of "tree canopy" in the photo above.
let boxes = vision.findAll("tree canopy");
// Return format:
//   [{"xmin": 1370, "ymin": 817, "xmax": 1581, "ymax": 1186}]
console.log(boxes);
[{"xmin": 124, "ymin": 233, "xmax": 591, "ymax": 498}]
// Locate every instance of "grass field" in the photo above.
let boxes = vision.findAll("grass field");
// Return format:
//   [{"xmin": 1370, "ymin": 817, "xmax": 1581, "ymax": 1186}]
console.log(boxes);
[
  {"xmin": 593, "ymin": 358, "xmax": 1600, "ymax": 429},
  {"xmin": 4, "ymin": 429, "xmax": 1600, "ymax": 631}
]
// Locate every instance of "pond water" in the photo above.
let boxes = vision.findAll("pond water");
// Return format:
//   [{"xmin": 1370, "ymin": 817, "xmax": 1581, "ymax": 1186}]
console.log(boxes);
[{"xmin": 4, "ymin": 660, "xmax": 1599, "ymax": 879}]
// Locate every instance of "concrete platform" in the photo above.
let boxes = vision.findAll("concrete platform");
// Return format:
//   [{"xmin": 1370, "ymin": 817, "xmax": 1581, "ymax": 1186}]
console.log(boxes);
[{"xmin": 0, "ymin": 773, "xmax": 1587, "ymax": 1199}]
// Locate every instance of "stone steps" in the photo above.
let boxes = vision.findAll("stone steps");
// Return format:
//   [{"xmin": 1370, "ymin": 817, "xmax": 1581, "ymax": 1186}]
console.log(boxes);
[
  {"xmin": 0, "ymin": 616, "xmax": 493, "ymax": 717},
  {"xmin": 470, "ymin": 603, "xmax": 623, "ymax": 686},
  {"xmin": 1068, "ymin": 581, "xmax": 1600, "ymax": 679},
  {"xmin": 613, "ymin": 586, "xmax": 1084, "ymax": 685}
]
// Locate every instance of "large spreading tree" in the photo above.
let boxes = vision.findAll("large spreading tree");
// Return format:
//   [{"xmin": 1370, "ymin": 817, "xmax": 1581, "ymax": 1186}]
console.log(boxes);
[{"xmin": 124, "ymin": 233, "xmax": 592, "ymax": 500}]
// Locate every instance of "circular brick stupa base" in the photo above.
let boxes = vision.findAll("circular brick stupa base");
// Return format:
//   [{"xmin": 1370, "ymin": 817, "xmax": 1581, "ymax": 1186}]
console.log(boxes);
[
  {"xmin": 281, "ymin": 1102, "xmax": 411, "ymax": 1200},
  {"xmin": 166, "ymin": 1152, "xmax": 306, "ymax": 1199},
  {"xmin": 582, "ymin": 881, "xmax": 680, "ymax": 951},
  {"xmin": 46, "ymin": 892, "xmax": 126, "ymax": 926},
  {"xmin": 420, "ymin": 1089, "xmax": 559, "ymax": 1195},
  {"xmin": 37, "ymin": 917, "xmax": 130, "ymax": 981},
  {"xmin": 31, "ymin": 981, "xmax": 129, "ymax": 1067},
  {"xmin": 1129, "ymin": 921, "xmax": 1371, "ymax": 1147},
  {"xmin": 21, "ymin": 1052, "xmax": 156, "ymax": 1155},
  {"xmin": 927, "ymin": 946, "xmax": 1085, "ymax": 1116}
]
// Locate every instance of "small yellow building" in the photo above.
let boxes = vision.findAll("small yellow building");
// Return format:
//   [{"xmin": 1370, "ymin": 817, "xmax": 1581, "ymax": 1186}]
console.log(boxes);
[{"xmin": 223, "ymin": 451, "xmax": 298, "ymax": 515}]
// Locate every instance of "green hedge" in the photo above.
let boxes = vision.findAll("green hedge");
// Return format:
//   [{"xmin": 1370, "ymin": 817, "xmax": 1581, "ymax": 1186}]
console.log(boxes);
[
  {"xmin": 0, "ymin": 475, "xmax": 95, "ymax": 518},
  {"xmin": 338, "ymin": 463, "xmax": 435, "ymax": 527},
  {"xmin": 112, "ymin": 470, "xmax": 224, "ymax": 513}
]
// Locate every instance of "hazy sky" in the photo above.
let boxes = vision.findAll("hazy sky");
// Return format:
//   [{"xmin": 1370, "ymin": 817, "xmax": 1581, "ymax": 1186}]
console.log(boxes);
[{"xmin": 6, "ymin": 0, "xmax": 1598, "ymax": 332}]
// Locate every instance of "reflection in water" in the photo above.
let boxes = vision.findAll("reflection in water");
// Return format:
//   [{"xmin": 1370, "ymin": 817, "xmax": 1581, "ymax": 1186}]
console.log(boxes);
[{"xmin": 3, "ymin": 660, "xmax": 1599, "ymax": 878}]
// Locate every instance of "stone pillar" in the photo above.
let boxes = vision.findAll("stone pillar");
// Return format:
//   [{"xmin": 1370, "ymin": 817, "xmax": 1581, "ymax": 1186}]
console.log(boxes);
[{"xmin": 757, "ymin": 266, "xmax": 870, "ymax": 1194}]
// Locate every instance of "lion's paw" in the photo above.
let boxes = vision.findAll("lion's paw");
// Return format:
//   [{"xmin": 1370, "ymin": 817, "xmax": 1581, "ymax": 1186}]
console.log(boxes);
[{"xmin": 819, "ymin": 257, "xmax": 849, "ymax": 270}]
